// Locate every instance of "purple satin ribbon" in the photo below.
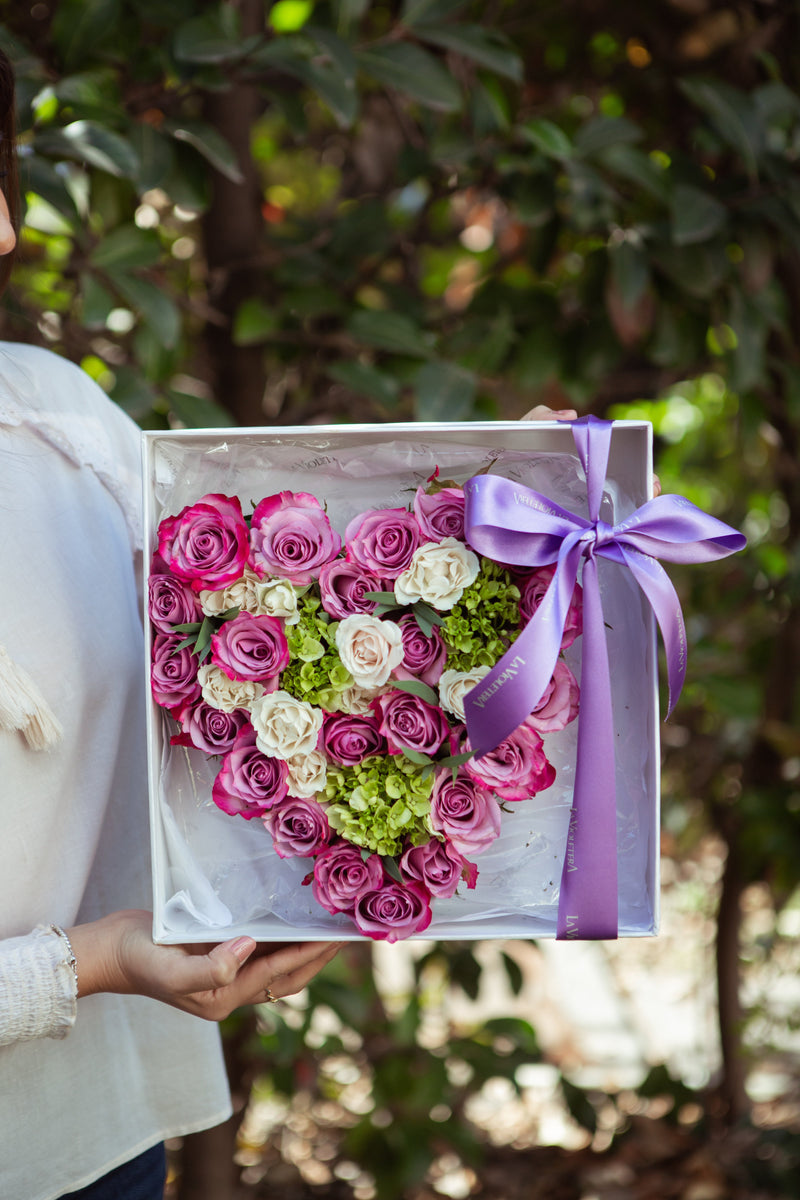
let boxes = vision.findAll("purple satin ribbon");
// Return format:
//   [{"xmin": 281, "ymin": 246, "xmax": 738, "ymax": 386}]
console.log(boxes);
[{"xmin": 463, "ymin": 415, "xmax": 746, "ymax": 940}]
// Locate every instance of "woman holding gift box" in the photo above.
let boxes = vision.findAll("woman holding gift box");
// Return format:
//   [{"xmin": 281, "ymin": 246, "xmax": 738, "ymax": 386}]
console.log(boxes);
[{"xmin": 0, "ymin": 48, "xmax": 340, "ymax": 1200}]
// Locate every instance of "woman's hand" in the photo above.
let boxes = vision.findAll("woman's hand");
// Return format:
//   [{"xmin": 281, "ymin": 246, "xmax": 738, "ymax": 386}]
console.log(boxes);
[
  {"xmin": 67, "ymin": 910, "xmax": 342, "ymax": 1021},
  {"xmin": 520, "ymin": 404, "xmax": 661, "ymax": 497}
]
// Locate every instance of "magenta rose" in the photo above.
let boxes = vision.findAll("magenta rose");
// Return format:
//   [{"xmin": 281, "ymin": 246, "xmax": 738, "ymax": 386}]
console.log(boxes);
[
  {"xmin": 345, "ymin": 508, "xmax": 422, "ymax": 579},
  {"xmin": 374, "ymin": 690, "xmax": 448, "ymax": 757},
  {"xmin": 413, "ymin": 486, "xmax": 466, "ymax": 542},
  {"xmin": 250, "ymin": 491, "xmax": 341, "ymax": 584},
  {"xmin": 318, "ymin": 559, "xmax": 383, "ymax": 620},
  {"xmin": 212, "ymin": 726, "xmax": 289, "ymax": 818},
  {"xmin": 265, "ymin": 797, "xmax": 331, "ymax": 858},
  {"xmin": 148, "ymin": 571, "xmax": 202, "ymax": 634},
  {"xmin": 393, "ymin": 613, "xmax": 446, "ymax": 687},
  {"xmin": 400, "ymin": 839, "xmax": 477, "ymax": 898},
  {"xmin": 150, "ymin": 633, "xmax": 201, "ymax": 713},
  {"xmin": 526, "ymin": 661, "xmax": 580, "ymax": 733},
  {"xmin": 210, "ymin": 612, "xmax": 289, "ymax": 682},
  {"xmin": 519, "ymin": 565, "xmax": 583, "ymax": 649},
  {"xmin": 312, "ymin": 841, "xmax": 384, "ymax": 915},
  {"xmin": 170, "ymin": 700, "xmax": 248, "ymax": 755},
  {"xmin": 322, "ymin": 712, "xmax": 385, "ymax": 766},
  {"xmin": 465, "ymin": 723, "xmax": 556, "ymax": 802},
  {"xmin": 353, "ymin": 879, "xmax": 432, "ymax": 942},
  {"xmin": 157, "ymin": 493, "xmax": 251, "ymax": 592},
  {"xmin": 429, "ymin": 770, "xmax": 502, "ymax": 855}
]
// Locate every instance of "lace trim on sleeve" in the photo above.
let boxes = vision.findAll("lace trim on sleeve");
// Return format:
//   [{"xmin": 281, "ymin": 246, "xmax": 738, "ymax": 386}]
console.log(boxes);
[{"xmin": 0, "ymin": 926, "xmax": 78, "ymax": 1047}]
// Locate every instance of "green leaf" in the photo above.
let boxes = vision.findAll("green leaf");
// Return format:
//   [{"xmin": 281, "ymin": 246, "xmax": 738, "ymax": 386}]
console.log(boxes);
[
  {"xmin": 413, "ymin": 602, "xmax": 444, "ymax": 628},
  {"xmin": 90, "ymin": 224, "xmax": 161, "ymax": 271},
  {"xmin": 232, "ymin": 297, "xmax": 279, "ymax": 346},
  {"xmin": 381, "ymin": 855, "xmax": 404, "ymax": 883},
  {"xmin": 171, "ymin": 622, "xmax": 203, "ymax": 634},
  {"xmin": 609, "ymin": 239, "xmax": 650, "ymax": 307},
  {"xmin": 397, "ymin": 745, "xmax": 434, "ymax": 765},
  {"xmin": 679, "ymin": 79, "xmax": 762, "ymax": 179},
  {"xmin": 108, "ymin": 273, "xmax": 181, "ymax": 349},
  {"xmin": 195, "ymin": 616, "xmax": 215, "ymax": 659},
  {"xmin": 574, "ymin": 115, "xmax": 642, "ymax": 157},
  {"xmin": 356, "ymin": 44, "xmax": 462, "ymax": 112},
  {"xmin": 416, "ymin": 24, "xmax": 523, "ymax": 83},
  {"xmin": 173, "ymin": 10, "xmax": 254, "ymax": 63},
  {"xmin": 348, "ymin": 310, "xmax": 435, "ymax": 358},
  {"xmin": 391, "ymin": 678, "xmax": 440, "ymax": 706},
  {"xmin": 163, "ymin": 119, "xmax": 244, "ymax": 184},
  {"xmin": 23, "ymin": 156, "xmax": 80, "ymax": 222},
  {"xmin": 332, "ymin": 0, "xmax": 371, "ymax": 33},
  {"xmin": 437, "ymin": 750, "xmax": 474, "ymax": 769},
  {"xmin": 414, "ymin": 360, "xmax": 477, "ymax": 420},
  {"xmin": 34, "ymin": 121, "xmax": 139, "ymax": 179},
  {"xmin": 671, "ymin": 183, "xmax": 728, "ymax": 246},
  {"xmin": 501, "ymin": 952, "xmax": 524, "ymax": 996},
  {"xmin": 401, "ymin": 0, "xmax": 468, "ymax": 24},
  {"xmin": 269, "ymin": 0, "xmax": 314, "ymax": 31},
  {"xmin": 596, "ymin": 143, "xmax": 670, "ymax": 203},
  {"xmin": 521, "ymin": 118, "xmax": 573, "ymax": 159},
  {"xmin": 363, "ymin": 591, "xmax": 401, "ymax": 604},
  {"xmin": 327, "ymin": 361, "xmax": 401, "ymax": 406},
  {"xmin": 167, "ymin": 390, "xmax": 238, "ymax": 428},
  {"xmin": 80, "ymin": 273, "xmax": 115, "ymax": 328},
  {"xmin": 51, "ymin": 0, "xmax": 121, "ymax": 68},
  {"xmin": 129, "ymin": 124, "xmax": 175, "ymax": 192}
]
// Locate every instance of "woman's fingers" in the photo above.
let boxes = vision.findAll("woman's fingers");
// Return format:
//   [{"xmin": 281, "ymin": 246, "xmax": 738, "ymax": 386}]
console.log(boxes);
[{"xmin": 520, "ymin": 405, "xmax": 577, "ymax": 422}]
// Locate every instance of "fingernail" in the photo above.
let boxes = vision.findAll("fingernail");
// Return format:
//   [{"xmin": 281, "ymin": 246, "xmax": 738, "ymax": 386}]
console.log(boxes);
[{"xmin": 230, "ymin": 936, "xmax": 256, "ymax": 963}]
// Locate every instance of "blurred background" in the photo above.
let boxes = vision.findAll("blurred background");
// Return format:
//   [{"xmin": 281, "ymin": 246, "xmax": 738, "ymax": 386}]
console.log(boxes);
[{"xmin": 2, "ymin": 1, "xmax": 798, "ymax": 1197}]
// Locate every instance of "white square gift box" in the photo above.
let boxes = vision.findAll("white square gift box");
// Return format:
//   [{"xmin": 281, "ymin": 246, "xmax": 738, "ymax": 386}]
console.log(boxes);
[{"xmin": 142, "ymin": 420, "xmax": 660, "ymax": 943}]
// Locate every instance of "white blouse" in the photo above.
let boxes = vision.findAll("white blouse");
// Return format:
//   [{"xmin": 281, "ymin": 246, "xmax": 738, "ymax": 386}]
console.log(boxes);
[{"xmin": 0, "ymin": 343, "xmax": 231, "ymax": 1200}]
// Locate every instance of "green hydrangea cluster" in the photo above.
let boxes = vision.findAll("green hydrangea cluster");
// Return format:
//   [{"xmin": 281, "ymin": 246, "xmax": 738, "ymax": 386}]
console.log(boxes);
[
  {"xmin": 441, "ymin": 558, "xmax": 521, "ymax": 671},
  {"xmin": 324, "ymin": 756, "xmax": 434, "ymax": 857},
  {"xmin": 280, "ymin": 594, "xmax": 353, "ymax": 709}
]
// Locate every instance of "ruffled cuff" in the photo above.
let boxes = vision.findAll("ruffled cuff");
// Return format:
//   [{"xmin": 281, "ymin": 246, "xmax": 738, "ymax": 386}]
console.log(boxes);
[{"xmin": 0, "ymin": 925, "xmax": 78, "ymax": 1047}]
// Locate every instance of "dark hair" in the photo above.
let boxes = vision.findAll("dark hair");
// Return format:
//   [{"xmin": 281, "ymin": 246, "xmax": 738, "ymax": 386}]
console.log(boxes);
[{"xmin": 0, "ymin": 47, "xmax": 18, "ymax": 292}]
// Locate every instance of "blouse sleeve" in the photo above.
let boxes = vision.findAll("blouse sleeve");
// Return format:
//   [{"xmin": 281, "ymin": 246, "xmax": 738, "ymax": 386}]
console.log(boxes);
[{"xmin": 0, "ymin": 926, "xmax": 78, "ymax": 1046}]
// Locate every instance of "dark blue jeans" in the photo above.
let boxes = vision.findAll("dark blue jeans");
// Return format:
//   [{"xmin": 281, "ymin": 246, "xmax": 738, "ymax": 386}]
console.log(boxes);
[{"xmin": 59, "ymin": 1143, "xmax": 166, "ymax": 1200}]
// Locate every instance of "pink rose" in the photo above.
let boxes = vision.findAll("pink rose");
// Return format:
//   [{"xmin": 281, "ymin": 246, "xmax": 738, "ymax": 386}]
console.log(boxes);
[
  {"xmin": 429, "ymin": 770, "xmax": 502, "ymax": 855},
  {"xmin": 157, "ymin": 493, "xmax": 251, "ymax": 592},
  {"xmin": 519, "ymin": 565, "xmax": 583, "ymax": 649},
  {"xmin": 400, "ymin": 839, "xmax": 476, "ymax": 898},
  {"xmin": 212, "ymin": 726, "xmax": 289, "ymax": 819},
  {"xmin": 170, "ymin": 700, "xmax": 248, "ymax": 755},
  {"xmin": 465, "ymin": 723, "xmax": 556, "ymax": 802},
  {"xmin": 353, "ymin": 879, "xmax": 432, "ymax": 942},
  {"xmin": 150, "ymin": 633, "xmax": 201, "ymax": 713},
  {"xmin": 312, "ymin": 841, "xmax": 384, "ymax": 915},
  {"xmin": 526, "ymin": 661, "xmax": 580, "ymax": 733},
  {"xmin": 322, "ymin": 712, "xmax": 385, "ymax": 766},
  {"xmin": 413, "ymin": 486, "xmax": 466, "ymax": 542},
  {"xmin": 210, "ymin": 611, "xmax": 289, "ymax": 683},
  {"xmin": 250, "ymin": 491, "xmax": 341, "ymax": 584},
  {"xmin": 393, "ymin": 613, "xmax": 446, "ymax": 687},
  {"xmin": 345, "ymin": 508, "xmax": 421, "ymax": 579},
  {"xmin": 148, "ymin": 570, "xmax": 202, "ymax": 633},
  {"xmin": 374, "ymin": 690, "xmax": 448, "ymax": 757},
  {"xmin": 265, "ymin": 796, "xmax": 331, "ymax": 858},
  {"xmin": 318, "ymin": 559, "xmax": 383, "ymax": 620}
]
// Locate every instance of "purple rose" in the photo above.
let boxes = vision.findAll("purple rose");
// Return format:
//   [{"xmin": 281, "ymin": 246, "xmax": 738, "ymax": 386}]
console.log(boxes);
[
  {"xmin": 374, "ymin": 690, "xmax": 448, "ymax": 757},
  {"xmin": 353, "ymin": 879, "xmax": 432, "ymax": 942},
  {"xmin": 170, "ymin": 700, "xmax": 248, "ymax": 755},
  {"xmin": 413, "ymin": 486, "xmax": 466, "ymax": 542},
  {"xmin": 265, "ymin": 796, "xmax": 331, "ymax": 858},
  {"xmin": 148, "ymin": 570, "xmax": 202, "ymax": 634},
  {"xmin": 312, "ymin": 841, "xmax": 384, "ymax": 915},
  {"xmin": 212, "ymin": 726, "xmax": 289, "ymax": 819},
  {"xmin": 393, "ymin": 613, "xmax": 446, "ymax": 687},
  {"xmin": 465, "ymin": 723, "xmax": 556, "ymax": 802},
  {"xmin": 210, "ymin": 612, "xmax": 289, "ymax": 682},
  {"xmin": 250, "ymin": 491, "xmax": 341, "ymax": 584},
  {"xmin": 344, "ymin": 508, "xmax": 421, "ymax": 579},
  {"xmin": 519, "ymin": 565, "xmax": 583, "ymax": 649},
  {"xmin": 400, "ymin": 839, "xmax": 476, "ymax": 898},
  {"xmin": 318, "ymin": 559, "xmax": 383, "ymax": 620},
  {"xmin": 526, "ymin": 661, "xmax": 580, "ymax": 733},
  {"xmin": 150, "ymin": 633, "xmax": 201, "ymax": 713},
  {"xmin": 322, "ymin": 712, "xmax": 385, "ymax": 766},
  {"xmin": 429, "ymin": 770, "xmax": 502, "ymax": 855},
  {"xmin": 157, "ymin": 493, "xmax": 251, "ymax": 592}
]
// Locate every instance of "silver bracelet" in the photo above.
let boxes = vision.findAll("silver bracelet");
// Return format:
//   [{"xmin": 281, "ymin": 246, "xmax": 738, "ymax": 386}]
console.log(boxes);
[{"xmin": 50, "ymin": 924, "xmax": 78, "ymax": 989}]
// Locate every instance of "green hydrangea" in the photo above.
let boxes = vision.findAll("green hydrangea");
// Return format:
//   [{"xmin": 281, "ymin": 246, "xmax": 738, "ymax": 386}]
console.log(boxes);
[
  {"xmin": 441, "ymin": 558, "xmax": 521, "ymax": 671},
  {"xmin": 280, "ymin": 593, "xmax": 353, "ymax": 709},
  {"xmin": 324, "ymin": 756, "xmax": 434, "ymax": 856}
]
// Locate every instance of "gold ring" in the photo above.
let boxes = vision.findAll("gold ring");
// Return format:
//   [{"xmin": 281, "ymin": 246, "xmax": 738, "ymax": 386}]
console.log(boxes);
[{"xmin": 263, "ymin": 986, "xmax": 277, "ymax": 1003}]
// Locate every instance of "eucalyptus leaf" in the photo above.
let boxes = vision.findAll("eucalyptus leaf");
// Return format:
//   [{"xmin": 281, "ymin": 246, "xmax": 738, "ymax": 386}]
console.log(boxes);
[
  {"xmin": 391, "ymin": 678, "xmax": 440, "ymax": 706},
  {"xmin": 381, "ymin": 855, "xmax": 404, "ymax": 883},
  {"xmin": 438, "ymin": 750, "xmax": 474, "ymax": 768},
  {"xmin": 363, "ymin": 591, "xmax": 401, "ymax": 604},
  {"xmin": 397, "ymin": 745, "xmax": 434, "ymax": 765},
  {"xmin": 414, "ymin": 602, "xmax": 444, "ymax": 627},
  {"xmin": 171, "ymin": 622, "xmax": 203, "ymax": 634}
]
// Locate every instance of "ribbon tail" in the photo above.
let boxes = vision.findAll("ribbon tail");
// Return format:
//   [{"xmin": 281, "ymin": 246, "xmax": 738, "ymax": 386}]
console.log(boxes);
[
  {"xmin": 556, "ymin": 556, "xmax": 618, "ymax": 940},
  {"xmin": 616, "ymin": 545, "xmax": 687, "ymax": 717}
]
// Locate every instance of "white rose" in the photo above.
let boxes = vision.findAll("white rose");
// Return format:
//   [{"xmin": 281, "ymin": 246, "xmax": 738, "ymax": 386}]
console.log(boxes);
[
  {"xmin": 199, "ymin": 567, "xmax": 265, "ymax": 618},
  {"xmin": 438, "ymin": 666, "xmax": 491, "ymax": 721},
  {"xmin": 197, "ymin": 664, "xmax": 264, "ymax": 713},
  {"xmin": 286, "ymin": 750, "xmax": 328, "ymax": 798},
  {"xmin": 394, "ymin": 537, "xmax": 480, "ymax": 610},
  {"xmin": 334, "ymin": 614, "xmax": 404, "ymax": 688},
  {"xmin": 254, "ymin": 578, "xmax": 303, "ymax": 626},
  {"xmin": 336, "ymin": 681, "xmax": 387, "ymax": 715},
  {"xmin": 250, "ymin": 690, "xmax": 323, "ymax": 759}
]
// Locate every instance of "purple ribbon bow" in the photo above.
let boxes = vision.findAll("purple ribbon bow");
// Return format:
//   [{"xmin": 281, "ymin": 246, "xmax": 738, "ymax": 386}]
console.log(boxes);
[{"xmin": 463, "ymin": 415, "xmax": 746, "ymax": 940}]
